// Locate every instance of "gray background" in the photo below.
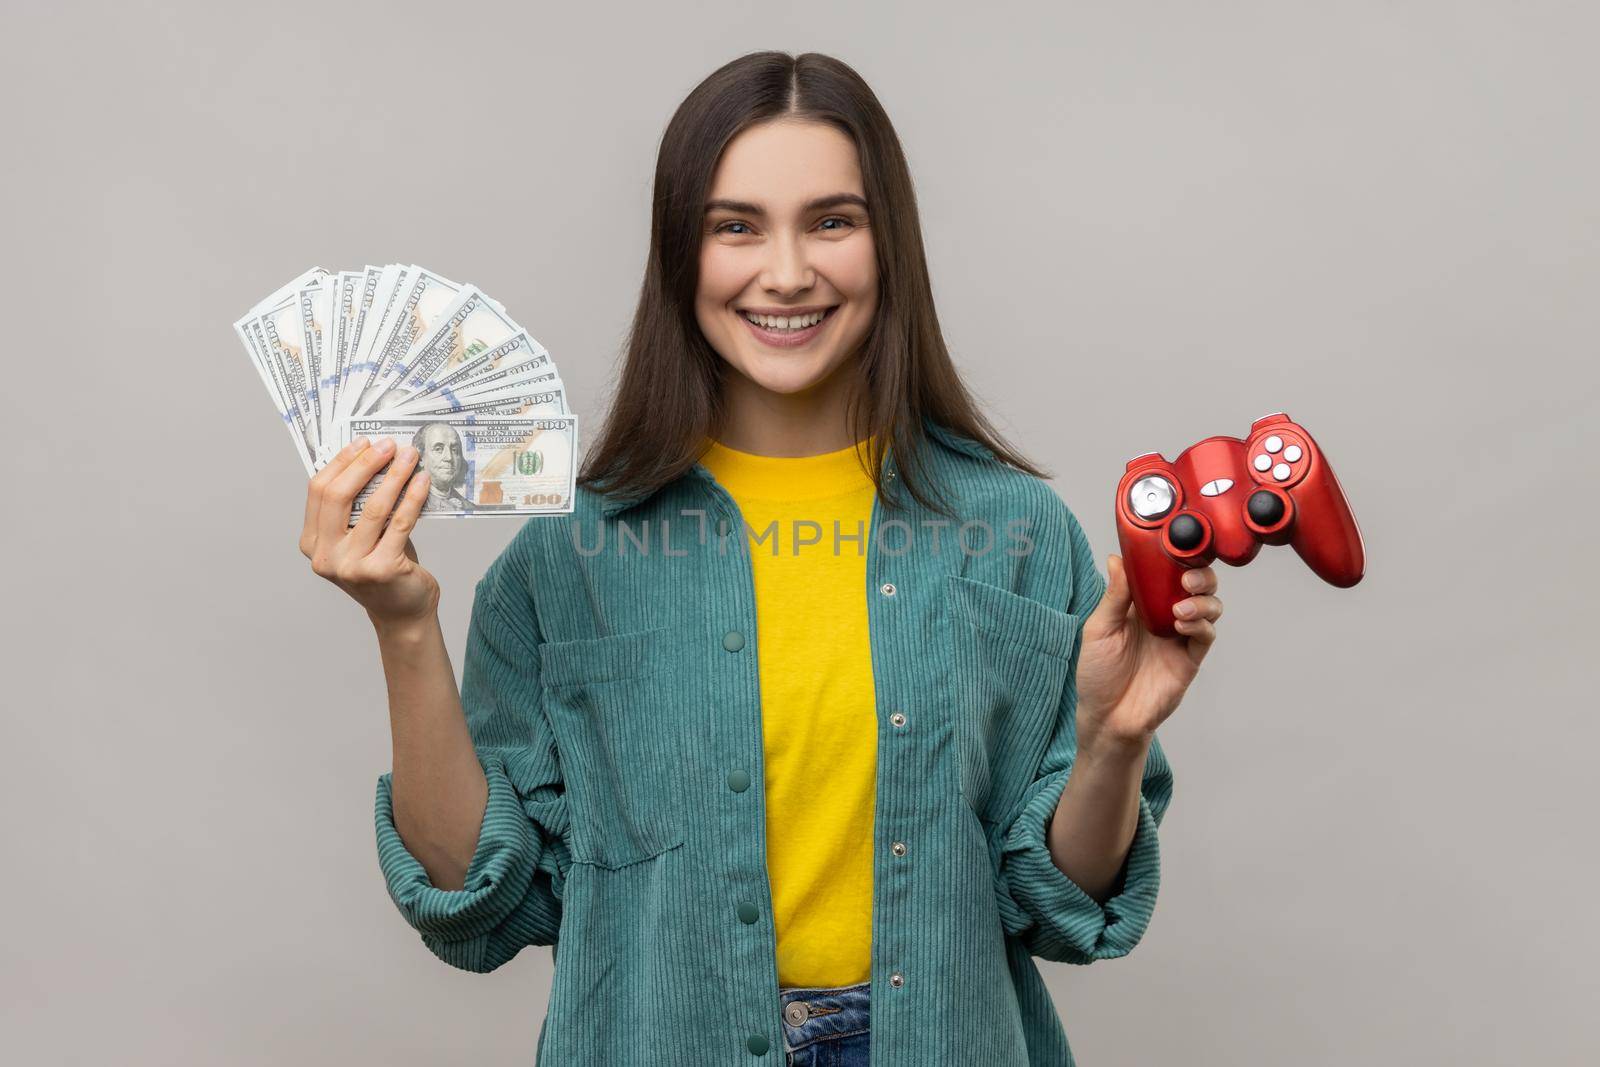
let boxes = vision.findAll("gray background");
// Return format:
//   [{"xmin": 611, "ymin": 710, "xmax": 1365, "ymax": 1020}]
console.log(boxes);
[{"xmin": 2, "ymin": 0, "xmax": 1594, "ymax": 1063}]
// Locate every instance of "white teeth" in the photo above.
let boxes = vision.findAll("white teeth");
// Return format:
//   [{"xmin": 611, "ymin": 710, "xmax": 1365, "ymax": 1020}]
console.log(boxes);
[{"xmin": 742, "ymin": 309, "xmax": 828, "ymax": 330}]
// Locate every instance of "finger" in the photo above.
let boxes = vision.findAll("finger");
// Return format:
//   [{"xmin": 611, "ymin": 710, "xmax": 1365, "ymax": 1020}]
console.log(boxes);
[
  {"xmin": 317, "ymin": 437, "xmax": 397, "ymax": 551},
  {"xmin": 346, "ymin": 446, "xmax": 419, "ymax": 557},
  {"xmin": 1180, "ymin": 566, "xmax": 1217, "ymax": 595},
  {"xmin": 1173, "ymin": 594, "xmax": 1223, "ymax": 623},
  {"xmin": 376, "ymin": 468, "xmax": 431, "ymax": 559},
  {"xmin": 1172, "ymin": 616, "xmax": 1216, "ymax": 645},
  {"xmin": 302, "ymin": 436, "xmax": 370, "ymax": 557}
]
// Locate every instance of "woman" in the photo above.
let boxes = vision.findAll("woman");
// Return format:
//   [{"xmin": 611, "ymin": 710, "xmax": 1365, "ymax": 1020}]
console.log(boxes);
[{"xmin": 298, "ymin": 51, "xmax": 1222, "ymax": 1067}]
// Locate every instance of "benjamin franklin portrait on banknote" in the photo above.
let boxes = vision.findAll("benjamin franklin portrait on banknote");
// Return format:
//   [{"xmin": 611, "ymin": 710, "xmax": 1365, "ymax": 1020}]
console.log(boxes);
[{"xmin": 412, "ymin": 422, "xmax": 473, "ymax": 512}]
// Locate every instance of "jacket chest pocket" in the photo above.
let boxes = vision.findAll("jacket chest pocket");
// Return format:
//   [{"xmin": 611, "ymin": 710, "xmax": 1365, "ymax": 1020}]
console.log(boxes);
[
  {"xmin": 946, "ymin": 573, "xmax": 1080, "ymax": 824},
  {"xmin": 538, "ymin": 626, "xmax": 687, "ymax": 869}
]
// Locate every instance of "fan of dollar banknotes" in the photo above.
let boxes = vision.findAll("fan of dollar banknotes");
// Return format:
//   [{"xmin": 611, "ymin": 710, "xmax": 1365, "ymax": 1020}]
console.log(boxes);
[{"xmin": 233, "ymin": 264, "xmax": 578, "ymax": 517}]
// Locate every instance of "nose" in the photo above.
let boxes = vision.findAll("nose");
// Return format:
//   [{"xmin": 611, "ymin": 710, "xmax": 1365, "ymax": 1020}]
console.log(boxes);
[{"xmin": 759, "ymin": 229, "xmax": 815, "ymax": 295}]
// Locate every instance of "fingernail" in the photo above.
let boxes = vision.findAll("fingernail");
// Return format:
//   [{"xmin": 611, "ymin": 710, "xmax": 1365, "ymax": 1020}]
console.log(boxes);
[
  {"xmin": 374, "ymin": 437, "xmax": 395, "ymax": 453},
  {"xmin": 352, "ymin": 436, "xmax": 369, "ymax": 451},
  {"xmin": 399, "ymin": 446, "xmax": 417, "ymax": 464},
  {"xmin": 1174, "ymin": 601, "xmax": 1195, "ymax": 618}
]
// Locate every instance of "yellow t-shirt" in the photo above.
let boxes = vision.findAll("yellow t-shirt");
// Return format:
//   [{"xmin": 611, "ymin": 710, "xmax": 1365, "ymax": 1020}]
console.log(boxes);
[{"xmin": 697, "ymin": 435, "xmax": 880, "ymax": 988}]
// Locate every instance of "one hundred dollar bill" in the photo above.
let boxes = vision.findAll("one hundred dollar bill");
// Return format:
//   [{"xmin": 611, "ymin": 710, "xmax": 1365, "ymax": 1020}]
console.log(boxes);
[
  {"xmin": 322, "ymin": 271, "xmax": 362, "ymax": 437},
  {"xmin": 352, "ymin": 265, "xmax": 463, "ymax": 411},
  {"xmin": 340, "ymin": 414, "xmax": 578, "ymax": 518},
  {"xmin": 389, "ymin": 370, "xmax": 564, "ymax": 416},
  {"xmin": 297, "ymin": 278, "xmax": 333, "ymax": 445},
  {"xmin": 335, "ymin": 264, "xmax": 388, "ymax": 426},
  {"xmin": 258, "ymin": 294, "xmax": 325, "ymax": 461},
  {"xmin": 343, "ymin": 263, "xmax": 409, "ymax": 411},
  {"xmin": 234, "ymin": 267, "xmax": 327, "ymax": 472},
  {"xmin": 370, "ymin": 287, "xmax": 526, "ymax": 413},
  {"xmin": 393, "ymin": 331, "xmax": 556, "ymax": 410},
  {"xmin": 392, "ymin": 387, "xmax": 566, "ymax": 418}
]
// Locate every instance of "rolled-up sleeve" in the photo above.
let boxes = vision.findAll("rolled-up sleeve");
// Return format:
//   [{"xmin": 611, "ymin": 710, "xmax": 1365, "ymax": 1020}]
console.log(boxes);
[
  {"xmin": 994, "ymin": 503, "xmax": 1176, "ymax": 965},
  {"xmin": 372, "ymin": 540, "xmax": 571, "ymax": 973}
]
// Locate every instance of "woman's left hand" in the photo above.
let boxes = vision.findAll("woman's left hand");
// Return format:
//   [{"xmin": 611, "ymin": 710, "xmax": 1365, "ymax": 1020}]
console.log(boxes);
[{"xmin": 1073, "ymin": 554, "xmax": 1223, "ymax": 754}]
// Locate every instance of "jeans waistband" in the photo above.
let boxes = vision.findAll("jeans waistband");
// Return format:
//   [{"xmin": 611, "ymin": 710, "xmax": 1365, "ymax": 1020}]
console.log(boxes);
[{"xmin": 778, "ymin": 980, "xmax": 870, "ymax": 1053}]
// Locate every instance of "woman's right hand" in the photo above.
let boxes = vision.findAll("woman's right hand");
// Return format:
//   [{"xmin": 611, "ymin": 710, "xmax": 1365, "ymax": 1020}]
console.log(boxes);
[{"xmin": 300, "ymin": 435, "xmax": 440, "ymax": 627}]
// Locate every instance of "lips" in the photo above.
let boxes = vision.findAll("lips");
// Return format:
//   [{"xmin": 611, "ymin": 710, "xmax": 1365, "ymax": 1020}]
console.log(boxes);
[{"xmin": 737, "ymin": 305, "xmax": 838, "ymax": 348}]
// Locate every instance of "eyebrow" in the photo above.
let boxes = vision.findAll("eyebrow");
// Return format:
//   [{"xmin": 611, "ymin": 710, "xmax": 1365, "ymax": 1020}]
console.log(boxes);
[{"xmin": 703, "ymin": 193, "xmax": 869, "ymax": 216}]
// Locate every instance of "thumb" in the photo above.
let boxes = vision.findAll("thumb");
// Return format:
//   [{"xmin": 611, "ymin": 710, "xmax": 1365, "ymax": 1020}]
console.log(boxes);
[{"xmin": 1090, "ymin": 553, "xmax": 1134, "ymax": 626}]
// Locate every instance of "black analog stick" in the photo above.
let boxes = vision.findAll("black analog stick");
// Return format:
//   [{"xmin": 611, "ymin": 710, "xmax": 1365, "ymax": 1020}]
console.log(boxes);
[
  {"xmin": 1168, "ymin": 514, "xmax": 1204, "ymax": 551},
  {"xmin": 1248, "ymin": 490, "xmax": 1285, "ymax": 526}
]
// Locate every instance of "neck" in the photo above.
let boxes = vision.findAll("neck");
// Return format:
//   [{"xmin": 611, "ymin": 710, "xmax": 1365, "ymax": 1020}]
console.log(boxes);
[{"xmin": 716, "ymin": 359, "xmax": 865, "ymax": 456}]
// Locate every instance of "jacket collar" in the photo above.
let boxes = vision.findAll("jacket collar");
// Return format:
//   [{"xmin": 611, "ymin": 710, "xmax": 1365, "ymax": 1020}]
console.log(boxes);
[{"xmin": 596, "ymin": 416, "xmax": 994, "ymax": 518}]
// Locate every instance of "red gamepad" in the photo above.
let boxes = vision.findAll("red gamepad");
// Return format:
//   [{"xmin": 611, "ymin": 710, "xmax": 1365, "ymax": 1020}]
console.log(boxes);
[{"xmin": 1114, "ymin": 412, "xmax": 1365, "ymax": 638}]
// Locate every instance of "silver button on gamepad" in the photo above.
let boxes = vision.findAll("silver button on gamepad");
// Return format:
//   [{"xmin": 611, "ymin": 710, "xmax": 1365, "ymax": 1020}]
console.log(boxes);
[{"xmin": 1130, "ymin": 475, "xmax": 1176, "ymax": 519}]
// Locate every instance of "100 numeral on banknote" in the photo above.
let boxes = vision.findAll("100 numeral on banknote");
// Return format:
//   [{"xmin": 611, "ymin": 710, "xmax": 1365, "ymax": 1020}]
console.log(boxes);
[{"xmin": 342, "ymin": 415, "xmax": 578, "ymax": 519}]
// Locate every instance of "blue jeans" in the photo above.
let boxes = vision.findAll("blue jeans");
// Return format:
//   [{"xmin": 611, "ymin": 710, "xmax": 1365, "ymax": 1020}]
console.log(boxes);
[{"xmin": 779, "ymin": 980, "xmax": 870, "ymax": 1066}]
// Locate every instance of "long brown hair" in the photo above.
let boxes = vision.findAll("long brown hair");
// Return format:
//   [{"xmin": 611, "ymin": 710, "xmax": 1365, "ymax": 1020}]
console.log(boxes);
[{"xmin": 578, "ymin": 50, "xmax": 1049, "ymax": 518}]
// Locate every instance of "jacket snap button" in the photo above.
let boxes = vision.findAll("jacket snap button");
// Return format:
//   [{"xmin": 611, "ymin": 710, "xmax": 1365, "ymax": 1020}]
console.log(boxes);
[
  {"xmin": 726, "ymin": 769, "xmax": 751, "ymax": 792},
  {"xmin": 879, "ymin": 582, "xmax": 896, "ymax": 597},
  {"xmin": 889, "ymin": 972, "xmax": 904, "ymax": 987},
  {"xmin": 746, "ymin": 1033, "xmax": 770, "ymax": 1055},
  {"xmin": 736, "ymin": 900, "xmax": 759, "ymax": 924},
  {"xmin": 722, "ymin": 629, "xmax": 745, "ymax": 652}
]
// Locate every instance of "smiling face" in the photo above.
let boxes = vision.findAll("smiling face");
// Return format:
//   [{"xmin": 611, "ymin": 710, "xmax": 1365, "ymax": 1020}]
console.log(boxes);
[{"xmin": 695, "ymin": 118, "xmax": 879, "ymax": 404}]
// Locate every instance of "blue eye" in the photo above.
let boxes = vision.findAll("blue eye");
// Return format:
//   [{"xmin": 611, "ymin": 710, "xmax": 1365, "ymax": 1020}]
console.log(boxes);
[{"xmin": 714, "ymin": 217, "xmax": 855, "ymax": 235}]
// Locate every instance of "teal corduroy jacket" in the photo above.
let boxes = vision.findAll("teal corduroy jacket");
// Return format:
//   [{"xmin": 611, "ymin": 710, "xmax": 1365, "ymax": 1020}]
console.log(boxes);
[{"xmin": 374, "ymin": 418, "xmax": 1174, "ymax": 1065}]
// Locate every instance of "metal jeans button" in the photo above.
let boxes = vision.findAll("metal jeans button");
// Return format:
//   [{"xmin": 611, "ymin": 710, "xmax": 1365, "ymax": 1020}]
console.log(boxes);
[{"xmin": 783, "ymin": 1000, "xmax": 809, "ymax": 1027}]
